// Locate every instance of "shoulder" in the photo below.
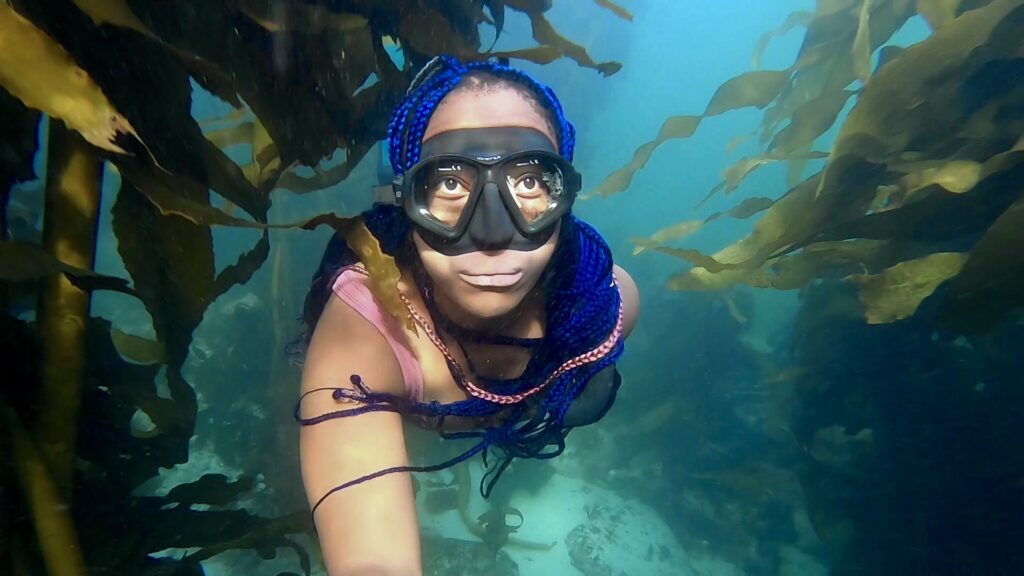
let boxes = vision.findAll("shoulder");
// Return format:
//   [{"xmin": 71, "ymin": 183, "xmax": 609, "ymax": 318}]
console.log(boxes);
[
  {"xmin": 302, "ymin": 289, "xmax": 406, "ymax": 398},
  {"xmin": 612, "ymin": 264, "xmax": 640, "ymax": 338}
]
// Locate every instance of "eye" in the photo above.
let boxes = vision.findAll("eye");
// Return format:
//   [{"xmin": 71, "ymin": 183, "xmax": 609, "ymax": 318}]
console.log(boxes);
[
  {"xmin": 427, "ymin": 165, "xmax": 472, "ymax": 197},
  {"xmin": 511, "ymin": 173, "xmax": 547, "ymax": 197}
]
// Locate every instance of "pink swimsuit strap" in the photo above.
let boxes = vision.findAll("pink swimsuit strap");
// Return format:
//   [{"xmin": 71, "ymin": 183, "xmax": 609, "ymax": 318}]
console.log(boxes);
[{"xmin": 331, "ymin": 266, "xmax": 424, "ymax": 403}]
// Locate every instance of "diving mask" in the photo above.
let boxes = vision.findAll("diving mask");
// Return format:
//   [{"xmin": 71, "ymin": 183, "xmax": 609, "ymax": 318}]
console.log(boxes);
[{"xmin": 376, "ymin": 127, "xmax": 582, "ymax": 256}]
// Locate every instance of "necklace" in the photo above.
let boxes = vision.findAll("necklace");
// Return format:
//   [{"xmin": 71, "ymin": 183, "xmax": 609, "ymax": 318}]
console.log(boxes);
[
  {"xmin": 340, "ymin": 264, "xmax": 623, "ymax": 405},
  {"xmin": 398, "ymin": 282, "xmax": 623, "ymax": 405}
]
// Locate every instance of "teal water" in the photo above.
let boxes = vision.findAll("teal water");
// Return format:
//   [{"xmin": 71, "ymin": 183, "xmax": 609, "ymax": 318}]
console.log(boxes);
[{"xmin": 4, "ymin": 1, "xmax": 1023, "ymax": 575}]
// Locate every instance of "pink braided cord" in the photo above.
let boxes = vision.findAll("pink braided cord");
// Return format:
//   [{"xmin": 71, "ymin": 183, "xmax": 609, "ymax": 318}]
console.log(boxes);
[
  {"xmin": 342, "ymin": 265, "xmax": 623, "ymax": 405},
  {"xmin": 399, "ymin": 281, "xmax": 623, "ymax": 405}
]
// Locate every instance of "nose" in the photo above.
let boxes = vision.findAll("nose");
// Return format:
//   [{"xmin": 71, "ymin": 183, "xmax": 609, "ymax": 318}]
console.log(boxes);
[{"xmin": 466, "ymin": 182, "xmax": 515, "ymax": 251}]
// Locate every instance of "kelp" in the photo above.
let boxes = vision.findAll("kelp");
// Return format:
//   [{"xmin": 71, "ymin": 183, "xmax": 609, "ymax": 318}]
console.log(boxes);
[
  {"xmin": 112, "ymin": 163, "xmax": 269, "ymax": 230},
  {"xmin": 109, "ymin": 173, "xmax": 266, "ymax": 461},
  {"xmin": 110, "ymin": 328, "xmax": 166, "ymax": 365},
  {"xmin": 233, "ymin": 0, "xmax": 368, "ymax": 33},
  {"xmin": 916, "ymin": 0, "xmax": 964, "ymax": 28},
  {"xmin": 667, "ymin": 174, "xmax": 827, "ymax": 291},
  {"xmin": 697, "ymin": 151, "xmax": 829, "ymax": 207},
  {"xmin": 2, "ymin": 312, "xmax": 316, "ymax": 575},
  {"xmin": 751, "ymin": 11, "xmax": 814, "ymax": 68},
  {"xmin": 35, "ymin": 124, "xmax": 103, "ymax": 495},
  {"xmin": 584, "ymin": 115, "xmax": 701, "ymax": 198},
  {"xmin": 768, "ymin": 90, "xmax": 853, "ymax": 156},
  {"xmin": 852, "ymin": 0, "xmax": 875, "ymax": 83},
  {"xmin": 745, "ymin": 239, "xmax": 900, "ymax": 291},
  {"xmin": 525, "ymin": 10, "xmax": 622, "ymax": 76},
  {"xmin": 630, "ymin": 220, "xmax": 703, "ymax": 255},
  {"xmin": 848, "ymin": 252, "xmax": 968, "ymax": 323},
  {"xmin": 593, "ymin": 0, "xmax": 634, "ymax": 21},
  {"xmin": 397, "ymin": 6, "xmax": 478, "ymax": 60},
  {"xmin": 617, "ymin": 7, "xmax": 1024, "ymax": 568},
  {"xmin": 705, "ymin": 197, "xmax": 777, "ymax": 223},
  {"xmin": 770, "ymin": 0, "xmax": 917, "ymax": 137},
  {"xmin": 6, "ymin": 405, "xmax": 87, "ymax": 576},
  {"xmin": 69, "ymin": 0, "xmax": 156, "ymax": 39},
  {"xmin": 592, "ymin": 0, "xmax": 933, "ymax": 199},
  {"xmin": 0, "ymin": 5, "xmax": 140, "ymax": 154},
  {"xmin": 587, "ymin": 70, "xmax": 792, "ymax": 198},
  {"xmin": 896, "ymin": 159, "xmax": 983, "ymax": 196},
  {"xmin": 706, "ymin": 70, "xmax": 792, "ymax": 116},
  {"xmin": 0, "ymin": 240, "xmax": 133, "ymax": 294},
  {"xmin": 337, "ymin": 216, "xmax": 414, "ymax": 331},
  {"xmin": 814, "ymin": 1, "xmax": 1011, "ymax": 199},
  {"xmin": 788, "ymin": 250, "xmax": 1024, "ymax": 574},
  {"xmin": 629, "ymin": 0, "xmax": 1024, "ymax": 330},
  {"xmin": 938, "ymin": 193, "xmax": 1024, "ymax": 331},
  {"xmin": 276, "ymin": 154, "xmax": 368, "ymax": 194}
]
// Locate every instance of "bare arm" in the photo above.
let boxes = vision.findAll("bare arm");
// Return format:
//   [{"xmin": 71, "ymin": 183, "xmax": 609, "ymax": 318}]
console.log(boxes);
[
  {"xmin": 299, "ymin": 293, "xmax": 422, "ymax": 576},
  {"xmin": 613, "ymin": 264, "xmax": 640, "ymax": 338}
]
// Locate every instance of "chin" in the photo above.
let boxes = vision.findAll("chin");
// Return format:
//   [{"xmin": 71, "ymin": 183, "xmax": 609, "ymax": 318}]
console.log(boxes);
[{"xmin": 450, "ymin": 283, "xmax": 530, "ymax": 319}]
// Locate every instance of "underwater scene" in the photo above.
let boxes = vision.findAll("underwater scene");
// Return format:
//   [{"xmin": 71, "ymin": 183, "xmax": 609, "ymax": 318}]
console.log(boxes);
[{"xmin": 2, "ymin": 0, "xmax": 1023, "ymax": 575}]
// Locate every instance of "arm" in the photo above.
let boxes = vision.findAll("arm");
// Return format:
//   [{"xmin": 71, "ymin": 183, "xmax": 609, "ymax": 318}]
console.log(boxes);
[
  {"xmin": 613, "ymin": 264, "xmax": 640, "ymax": 338},
  {"xmin": 299, "ymin": 294, "xmax": 422, "ymax": 576}
]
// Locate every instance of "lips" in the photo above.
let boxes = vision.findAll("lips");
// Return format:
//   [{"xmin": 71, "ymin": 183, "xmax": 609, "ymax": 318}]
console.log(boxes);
[{"xmin": 459, "ymin": 270, "xmax": 523, "ymax": 288}]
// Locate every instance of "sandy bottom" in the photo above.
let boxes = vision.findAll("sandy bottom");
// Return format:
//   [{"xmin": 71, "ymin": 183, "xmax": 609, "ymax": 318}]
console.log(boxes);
[
  {"xmin": 417, "ymin": 465, "xmax": 743, "ymax": 576},
  {"xmin": 146, "ymin": 445, "xmax": 742, "ymax": 576}
]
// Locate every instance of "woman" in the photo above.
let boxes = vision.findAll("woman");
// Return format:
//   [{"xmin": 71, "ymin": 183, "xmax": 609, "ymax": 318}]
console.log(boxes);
[{"xmin": 296, "ymin": 56, "xmax": 639, "ymax": 576}]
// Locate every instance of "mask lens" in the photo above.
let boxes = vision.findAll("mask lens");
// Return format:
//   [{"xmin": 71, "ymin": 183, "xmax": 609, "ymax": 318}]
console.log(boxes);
[
  {"xmin": 502, "ymin": 155, "xmax": 567, "ymax": 225},
  {"xmin": 413, "ymin": 159, "xmax": 479, "ymax": 229}
]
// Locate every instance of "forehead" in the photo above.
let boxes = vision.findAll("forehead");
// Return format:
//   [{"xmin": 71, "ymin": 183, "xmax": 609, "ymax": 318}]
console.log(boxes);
[
  {"xmin": 422, "ymin": 86, "xmax": 558, "ymax": 149},
  {"xmin": 420, "ymin": 127, "xmax": 557, "ymax": 159}
]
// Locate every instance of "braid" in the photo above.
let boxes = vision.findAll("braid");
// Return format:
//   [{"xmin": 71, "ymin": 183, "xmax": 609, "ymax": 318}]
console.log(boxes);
[
  {"xmin": 386, "ymin": 98, "xmax": 414, "ymax": 174},
  {"xmin": 463, "ymin": 61, "xmax": 577, "ymax": 161},
  {"xmin": 298, "ymin": 56, "xmax": 623, "ymax": 502},
  {"xmin": 538, "ymin": 217, "xmax": 622, "ymax": 422},
  {"xmin": 402, "ymin": 72, "xmax": 458, "ymax": 171},
  {"xmin": 386, "ymin": 55, "xmax": 577, "ymax": 174}
]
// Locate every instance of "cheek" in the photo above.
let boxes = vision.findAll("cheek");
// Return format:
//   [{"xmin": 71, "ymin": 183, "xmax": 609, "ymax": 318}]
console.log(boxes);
[
  {"xmin": 527, "ymin": 226, "xmax": 560, "ymax": 272},
  {"xmin": 412, "ymin": 233, "xmax": 455, "ymax": 280},
  {"xmin": 524, "ymin": 242, "xmax": 557, "ymax": 278}
]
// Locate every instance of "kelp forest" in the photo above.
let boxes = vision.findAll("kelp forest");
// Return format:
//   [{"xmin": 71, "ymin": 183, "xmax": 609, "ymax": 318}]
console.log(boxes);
[{"xmin": 1, "ymin": 1, "xmax": 1023, "ymax": 575}]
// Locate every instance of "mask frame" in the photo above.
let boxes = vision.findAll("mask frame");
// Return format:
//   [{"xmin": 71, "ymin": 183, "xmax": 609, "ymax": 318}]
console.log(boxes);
[{"xmin": 380, "ymin": 150, "xmax": 580, "ymax": 240}]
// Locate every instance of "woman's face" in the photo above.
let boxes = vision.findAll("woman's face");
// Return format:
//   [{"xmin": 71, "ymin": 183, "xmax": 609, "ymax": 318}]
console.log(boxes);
[{"xmin": 412, "ymin": 85, "xmax": 560, "ymax": 324}]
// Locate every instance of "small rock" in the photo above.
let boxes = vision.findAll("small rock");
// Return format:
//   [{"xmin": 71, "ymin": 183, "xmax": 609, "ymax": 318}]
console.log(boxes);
[{"xmin": 566, "ymin": 524, "xmax": 615, "ymax": 576}]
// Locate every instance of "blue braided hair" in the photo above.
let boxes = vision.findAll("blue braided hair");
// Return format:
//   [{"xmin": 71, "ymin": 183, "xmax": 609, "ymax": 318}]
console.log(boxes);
[
  {"xmin": 297, "ymin": 56, "xmax": 622, "ymax": 509},
  {"xmin": 387, "ymin": 55, "xmax": 577, "ymax": 174}
]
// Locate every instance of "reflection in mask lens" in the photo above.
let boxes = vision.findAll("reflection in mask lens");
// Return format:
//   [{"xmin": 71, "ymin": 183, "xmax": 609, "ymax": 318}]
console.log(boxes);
[
  {"xmin": 503, "ymin": 156, "xmax": 564, "ymax": 224},
  {"xmin": 413, "ymin": 155, "xmax": 566, "ymax": 229}
]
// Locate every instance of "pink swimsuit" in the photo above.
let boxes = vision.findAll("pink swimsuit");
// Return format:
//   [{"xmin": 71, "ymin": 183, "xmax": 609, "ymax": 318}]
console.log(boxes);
[{"xmin": 331, "ymin": 267, "xmax": 425, "ymax": 403}]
